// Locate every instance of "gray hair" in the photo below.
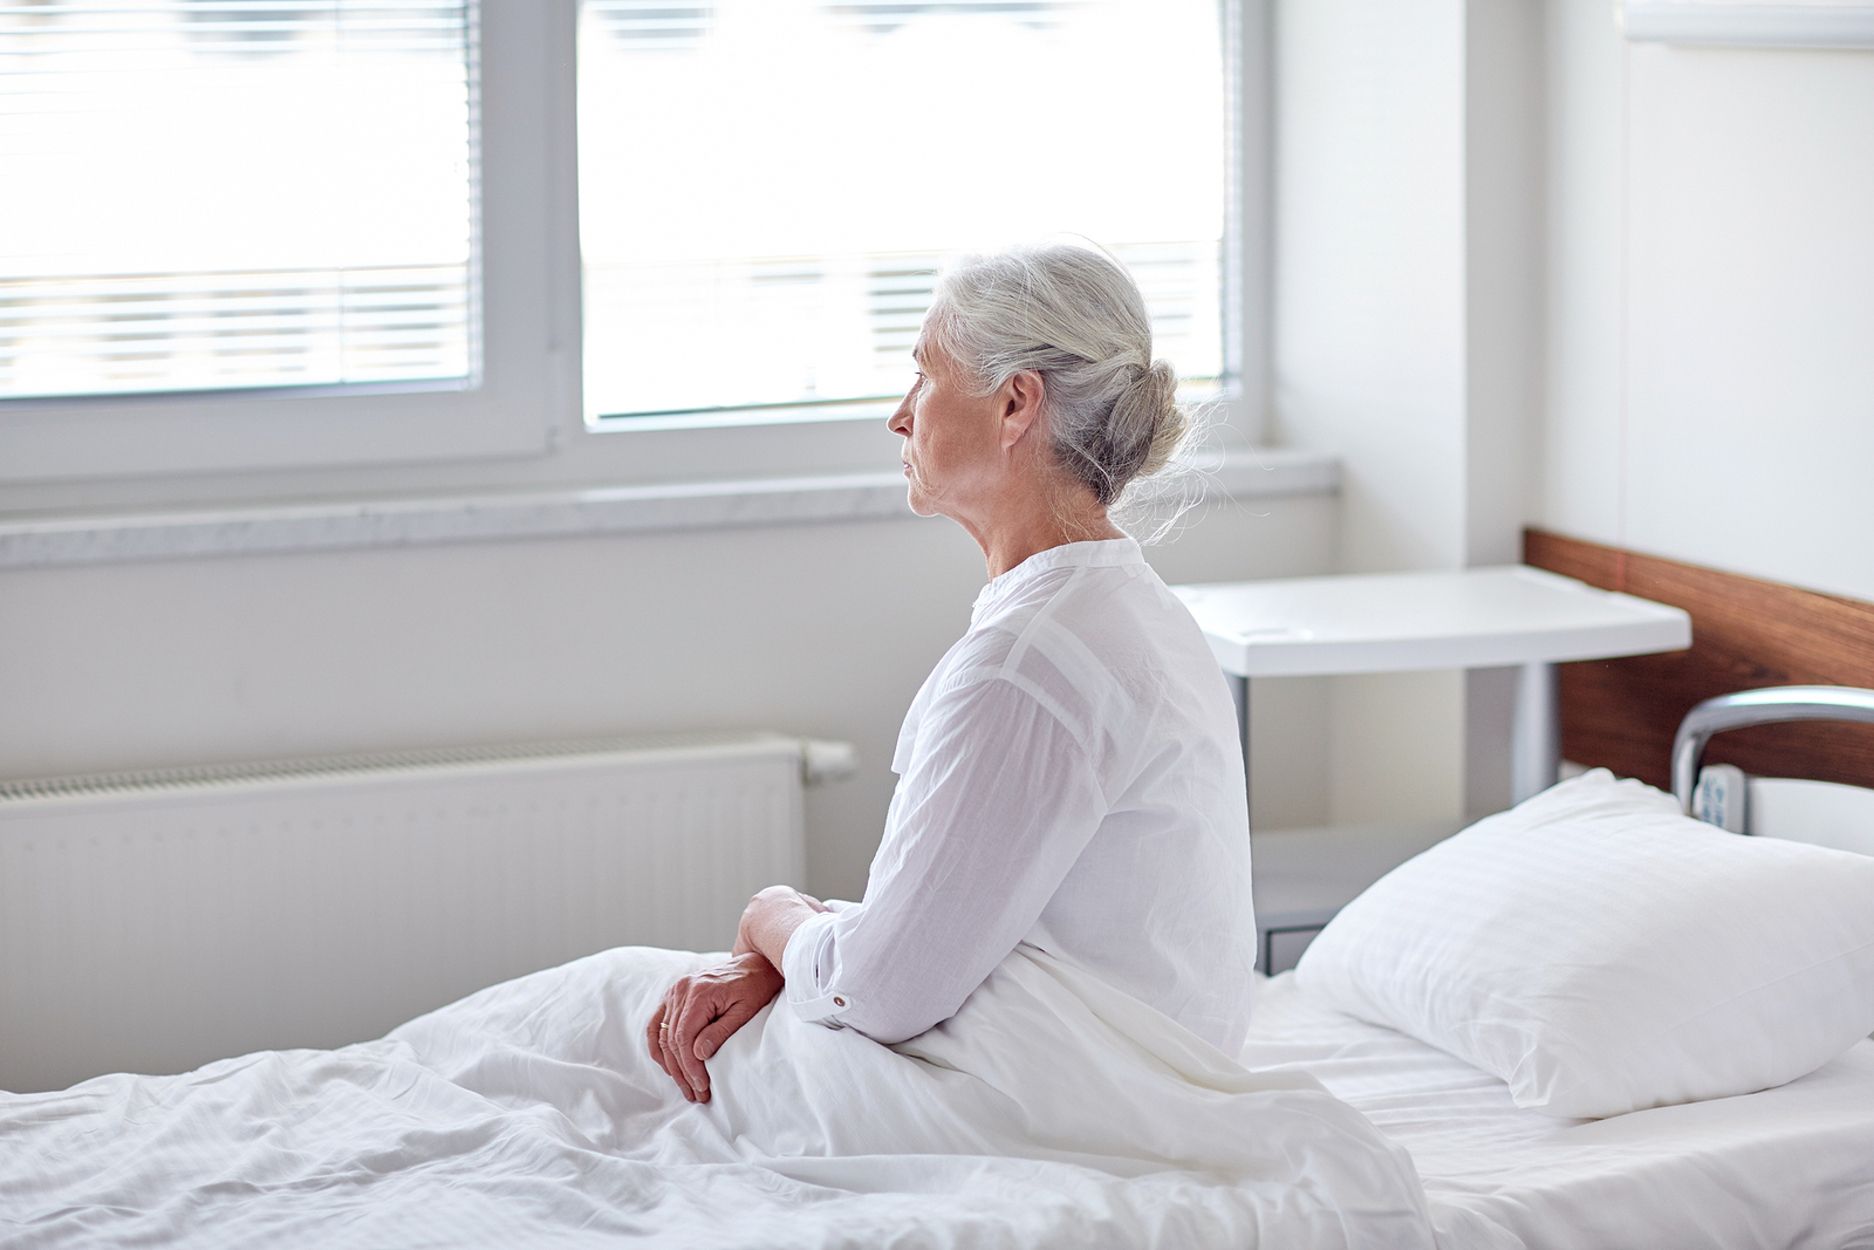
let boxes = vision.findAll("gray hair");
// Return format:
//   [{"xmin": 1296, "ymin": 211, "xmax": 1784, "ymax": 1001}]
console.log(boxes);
[{"xmin": 925, "ymin": 244, "xmax": 1197, "ymax": 521}]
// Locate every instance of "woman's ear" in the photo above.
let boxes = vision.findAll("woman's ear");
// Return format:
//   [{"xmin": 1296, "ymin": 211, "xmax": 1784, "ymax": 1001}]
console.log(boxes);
[{"xmin": 998, "ymin": 370, "xmax": 1046, "ymax": 451}]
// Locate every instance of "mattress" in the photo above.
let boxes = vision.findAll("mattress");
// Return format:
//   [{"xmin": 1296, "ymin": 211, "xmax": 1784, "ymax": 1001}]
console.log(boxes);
[{"xmin": 1241, "ymin": 973, "xmax": 1874, "ymax": 1250}]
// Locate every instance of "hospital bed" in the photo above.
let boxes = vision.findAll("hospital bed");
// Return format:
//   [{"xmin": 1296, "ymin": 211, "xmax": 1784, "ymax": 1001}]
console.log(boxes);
[{"xmin": 4, "ymin": 683, "xmax": 1866, "ymax": 1249}]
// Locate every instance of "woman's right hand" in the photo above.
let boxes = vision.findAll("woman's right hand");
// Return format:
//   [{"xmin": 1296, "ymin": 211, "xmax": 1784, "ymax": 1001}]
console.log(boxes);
[
  {"xmin": 732, "ymin": 886, "xmax": 830, "ymax": 960},
  {"xmin": 645, "ymin": 952, "xmax": 784, "ymax": 1103}
]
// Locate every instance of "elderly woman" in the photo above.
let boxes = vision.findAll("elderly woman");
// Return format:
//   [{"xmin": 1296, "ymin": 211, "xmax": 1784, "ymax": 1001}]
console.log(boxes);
[{"xmin": 647, "ymin": 244, "xmax": 1256, "ymax": 1104}]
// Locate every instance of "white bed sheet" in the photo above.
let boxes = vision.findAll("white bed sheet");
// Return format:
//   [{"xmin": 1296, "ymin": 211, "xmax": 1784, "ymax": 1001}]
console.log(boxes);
[
  {"xmin": 1242, "ymin": 972, "xmax": 1874, "ymax": 1250},
  {"xmin": 0, "ymin": 947, "xmax": 1434, "ymax": 1249}
]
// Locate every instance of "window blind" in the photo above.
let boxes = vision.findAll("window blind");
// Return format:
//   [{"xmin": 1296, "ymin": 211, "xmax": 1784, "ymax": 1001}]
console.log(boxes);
[
  {"xmin": 578, "ymin": 0, "xmax": 1226, "ymax": 420},
  {"xmin": 0, "ymin": 1, "xmax": 478, "ymax": 402}
]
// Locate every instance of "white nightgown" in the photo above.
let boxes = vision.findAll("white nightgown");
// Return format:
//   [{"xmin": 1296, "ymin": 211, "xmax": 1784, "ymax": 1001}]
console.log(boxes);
[{"xmin": 782, "ymin": 534, "xmax": 1257, "ymax": 1052}]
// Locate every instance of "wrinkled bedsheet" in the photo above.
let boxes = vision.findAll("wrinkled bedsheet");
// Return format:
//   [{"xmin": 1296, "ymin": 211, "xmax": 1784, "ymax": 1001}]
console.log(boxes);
[{"xmin": 0, "ymin": 945, "xmax": 1434, "ymax": 1248}]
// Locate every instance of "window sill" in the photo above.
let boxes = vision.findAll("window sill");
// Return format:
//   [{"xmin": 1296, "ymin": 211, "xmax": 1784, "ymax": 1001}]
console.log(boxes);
[{"xmin": 0, "ymin": 448, "xmax": 1338, "ymax": 571}]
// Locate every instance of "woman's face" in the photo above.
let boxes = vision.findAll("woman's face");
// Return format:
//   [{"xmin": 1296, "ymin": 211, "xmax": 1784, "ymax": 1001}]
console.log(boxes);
[{"xmin": 887, "ymin": 333, "xmax": 1006, "ymax": 522}]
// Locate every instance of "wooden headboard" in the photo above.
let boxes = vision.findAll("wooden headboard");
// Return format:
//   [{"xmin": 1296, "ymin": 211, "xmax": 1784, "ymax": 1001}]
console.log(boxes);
[{"xmin": 1523, "ymin": 529, "xmax": 1874, "ymax": 792}]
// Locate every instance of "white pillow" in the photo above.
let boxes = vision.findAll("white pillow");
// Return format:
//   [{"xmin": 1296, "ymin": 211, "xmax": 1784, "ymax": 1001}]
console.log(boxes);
[{"xmin": 1294, "ymin": 769, "xmax": 1874, "ymax": 1118}]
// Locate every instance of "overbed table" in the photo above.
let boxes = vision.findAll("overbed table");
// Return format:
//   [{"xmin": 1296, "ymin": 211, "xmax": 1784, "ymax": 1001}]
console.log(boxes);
[{"xmin": 1169, "ymin": 564, "xmax": 1692, "ymax": 969}]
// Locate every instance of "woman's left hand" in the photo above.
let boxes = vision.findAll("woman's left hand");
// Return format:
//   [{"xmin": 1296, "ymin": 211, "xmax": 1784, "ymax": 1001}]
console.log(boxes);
[{"xmin": 646, "ymin": 953, "xmax": 783, "ymax": 1103}]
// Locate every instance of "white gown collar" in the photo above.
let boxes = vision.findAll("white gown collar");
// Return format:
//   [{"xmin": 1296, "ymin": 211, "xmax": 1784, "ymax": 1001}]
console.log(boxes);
[{"xmin": 970, "ymin": 535, "xmax": 1144, "ymax": 621}]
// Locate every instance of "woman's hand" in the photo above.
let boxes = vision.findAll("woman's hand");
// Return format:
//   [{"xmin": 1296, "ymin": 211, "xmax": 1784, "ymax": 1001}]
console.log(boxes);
[
  {"xmin": 734, "ymin": 885, "xmax": 829, "ymax": 966},
  {"xmin": 645, "ymin": 952, "xmax": 783, "ymax": 1103}
]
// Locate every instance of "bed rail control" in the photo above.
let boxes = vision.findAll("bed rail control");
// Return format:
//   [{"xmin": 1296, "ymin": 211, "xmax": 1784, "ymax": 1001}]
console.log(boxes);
[
  {"xmin": 1692, "ymin": 763, "xmax": 1749, "ymax": 833},
  {"xmin": 1671, "ymin": 686, "xmax": 1874, "ymax": 818}
]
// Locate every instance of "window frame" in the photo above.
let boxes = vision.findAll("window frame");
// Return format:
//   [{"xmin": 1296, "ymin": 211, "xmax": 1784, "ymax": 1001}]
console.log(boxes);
[{"xmin": 0, "ymin": 0, "xmax": 1268, "ymax": 513}]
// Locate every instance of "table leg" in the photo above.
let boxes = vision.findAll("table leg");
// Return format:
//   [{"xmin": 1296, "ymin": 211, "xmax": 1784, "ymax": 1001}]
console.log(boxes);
[
  {"xmin": 1230, "ymin": 673, "xmax": 1251, "ymax": 832},
  {"xmin": 1511, "ymin": 662, "xmax": 1560, "ymax": 802}
]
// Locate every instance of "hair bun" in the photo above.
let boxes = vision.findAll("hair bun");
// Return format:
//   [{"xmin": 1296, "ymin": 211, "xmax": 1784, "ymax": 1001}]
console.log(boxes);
[
  {"xmin": 1134, "ymin": 359, "xmax": 1186, "ymax": 477},
  {"xmin": 1145, "ymin": 360, "xmax": 1177, "ymax": 415}
]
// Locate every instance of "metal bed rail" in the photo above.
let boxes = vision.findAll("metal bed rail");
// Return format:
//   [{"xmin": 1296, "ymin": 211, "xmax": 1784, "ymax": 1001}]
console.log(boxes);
[{"xmin": 1671, "ymin": 686, "xmax": 1874, "ymax": 816}]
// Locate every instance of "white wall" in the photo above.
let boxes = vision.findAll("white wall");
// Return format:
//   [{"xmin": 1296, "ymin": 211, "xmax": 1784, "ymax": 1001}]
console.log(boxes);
[
  {"xmin": 1272, "ymin": 0, "xmax": 1469, "ymax": 577},
  {"xmin": 1272, "ymin": 0, "xmax": 1468, "ymax": 829},
  {"xmin": 0, "ymin": 498, "xmax": 1337, "ymax": 901},
  {"xmin": 1542, "ymin": 4, "xmax": 1874, "ymax": 603},
  {"xmin": 1460, "ymin": 0, "xmax": 1546, "ymax": 818},
  {"xmin": 1269, "ymin": 0, "xmax": 1544, "ymax": 825}
]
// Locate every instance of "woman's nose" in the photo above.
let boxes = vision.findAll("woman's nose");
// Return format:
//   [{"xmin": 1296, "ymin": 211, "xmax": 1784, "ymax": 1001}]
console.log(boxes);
[{"xmin": 888, "ymin": 395, "xmax": 911, "ymax": 437}]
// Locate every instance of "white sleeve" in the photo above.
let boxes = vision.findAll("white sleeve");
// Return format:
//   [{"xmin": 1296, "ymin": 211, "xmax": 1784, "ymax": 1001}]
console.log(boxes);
[{"xmin": 778, "ymin": 674, "xmax": 1109, "ymax": 1045}]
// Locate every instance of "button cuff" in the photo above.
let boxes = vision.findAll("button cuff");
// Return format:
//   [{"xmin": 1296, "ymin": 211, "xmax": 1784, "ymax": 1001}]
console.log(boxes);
[{"xmin": 780, "ymin": 909, "xmax": 849, "ymax": 1026}]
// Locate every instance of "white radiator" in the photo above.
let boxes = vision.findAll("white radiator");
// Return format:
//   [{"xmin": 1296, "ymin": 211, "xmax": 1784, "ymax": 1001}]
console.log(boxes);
[{"xmin": 0, "ymin": 732, "xmax": 854, "ymax": 1094}]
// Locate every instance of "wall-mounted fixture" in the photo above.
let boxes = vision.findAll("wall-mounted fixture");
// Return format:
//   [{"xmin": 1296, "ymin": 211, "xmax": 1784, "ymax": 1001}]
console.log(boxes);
[{"xmin": 1623, "ymin": 1, "xmax": 1874, "ymax": 48}]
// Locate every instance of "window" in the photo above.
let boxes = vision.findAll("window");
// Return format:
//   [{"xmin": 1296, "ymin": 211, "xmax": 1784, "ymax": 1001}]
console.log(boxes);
[
  {"xmin": 1, "ymin": 1, "xmax": 1259, "ymax": 501},
  {"xmin": 0, "ymin": 1, "xmax": 554, "ymax": 485},
  {"xmin": 577, "ymin": 0, "xmax": 1228, "ymax": 422},
  {"xmin": 0, "ymin": 1, "xmax": 477, "ymax": 403}
]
